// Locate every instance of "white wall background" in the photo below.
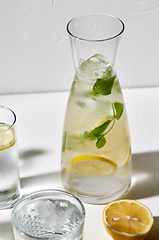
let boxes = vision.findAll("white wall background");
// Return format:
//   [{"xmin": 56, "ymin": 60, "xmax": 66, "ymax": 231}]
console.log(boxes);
[{"xmin": 0, "ymin": 0, "xmax": 159, "ymax": 94}]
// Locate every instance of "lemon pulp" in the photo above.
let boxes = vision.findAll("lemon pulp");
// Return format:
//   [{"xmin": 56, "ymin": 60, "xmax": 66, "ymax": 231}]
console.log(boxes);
[
  {"xmin": 103, "ymin": 199, "xmax": 154, "ymax": 240},
  {"xmin": 0, "ymin": 124, "xmax": 15, "ymax": 151},
  {"xmin": 71, "ymin": 155, "xmax": 117, "ymax": 175}
]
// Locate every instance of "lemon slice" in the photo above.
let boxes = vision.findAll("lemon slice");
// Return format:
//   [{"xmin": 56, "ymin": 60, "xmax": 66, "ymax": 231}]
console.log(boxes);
[
  {"xmin": 0, "ymin": 124, "xmax": 15, "ymax": 151},
  {"xmin": 103, "ymin": 199, "xmax": 154, "ymax": 240},
  {"xmin": 71, "ymin": 155, "xmax": 117, "ymax": 175}
]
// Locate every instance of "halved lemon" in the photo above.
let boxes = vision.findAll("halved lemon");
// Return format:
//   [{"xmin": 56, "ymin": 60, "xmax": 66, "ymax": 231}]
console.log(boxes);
[
  {"xmin": 103, "ymin": 199, "xmax": 154, "ymax": 240},
  {"xmin": 71, "ymin": 155, "xmax": 117, "ymax": 175},
  {"xmin": 0, "ymin": 124, "xmax": 15, "ymax": 151}
]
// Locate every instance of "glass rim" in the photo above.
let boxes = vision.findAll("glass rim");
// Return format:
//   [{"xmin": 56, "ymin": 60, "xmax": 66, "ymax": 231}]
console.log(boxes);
[
  {"xmin": 11, "ymin": 189, "xmax": 85, "ymax": 240},
  {"xmin": 0, "ymin": 105, "xmax": 16, "ymax": 132},
  {"xmin": 67, "ymin": 13, "xmax": 125, "ymax": 42}
]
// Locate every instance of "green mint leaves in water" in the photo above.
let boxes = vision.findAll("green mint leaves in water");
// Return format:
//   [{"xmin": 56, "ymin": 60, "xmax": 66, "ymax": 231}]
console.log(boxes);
[
  {"xmin": 93, "ymin": 76, "xmax": 116, "ymax": 95},
  {"xmin": 63, "ymin": 55, "xmax": 124, "ymax": 151},
  {"xmin": 85, "ymin": 64, "xmax": 124, "ymax": 148},
  {"xmin": 83, "ymin": 102, "xmax": 124, "ymax": 149}
]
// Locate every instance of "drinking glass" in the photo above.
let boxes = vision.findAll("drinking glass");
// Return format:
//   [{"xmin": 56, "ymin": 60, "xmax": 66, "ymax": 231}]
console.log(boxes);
[
  {"xmin": 61, "ymin": 14, "xmax": 132, "ymax": 204},
  {"xmin": 11, "ymin": 189, "xmax": 85, "ymax": 240},
  {"xmin": 0, "ymin": 105, "xmax": 20, "ymax": 209}
]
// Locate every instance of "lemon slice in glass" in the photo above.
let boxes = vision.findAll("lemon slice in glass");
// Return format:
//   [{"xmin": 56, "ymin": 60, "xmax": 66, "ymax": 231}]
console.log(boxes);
[
  {"xmin": 71, "ymin": 155, "xmax": 117, "ymax": 175},
  {"xmin": 0, "ymin": 124, "xmax": 15, "ymax": 150}
]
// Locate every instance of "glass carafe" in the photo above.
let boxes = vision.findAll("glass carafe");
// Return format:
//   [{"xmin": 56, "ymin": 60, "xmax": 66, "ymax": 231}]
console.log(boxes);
[{"xmin": 61, "ymin": 14, "xmax": 131, "ymax": 204}]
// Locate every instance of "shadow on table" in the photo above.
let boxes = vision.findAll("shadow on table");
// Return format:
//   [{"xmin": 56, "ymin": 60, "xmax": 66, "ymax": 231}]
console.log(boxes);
[
  {"xmin": 123, "ymin": 151, "xmax": 159, "ymax": 199},
  {"xmin": 20, "ymin": 171, "xmax": 63, "ymax": 195},
  {"xmin": 18, "ymin": 148, "xmax": 63, "ymax": 194},
  {"xmin": 19, "ymin": 150, "xmax": 159, "ymax": 199},
  {"xmin": 19, "ymin": 149, "xmax": 47, "ymax": 159},
  {"xmin": 0, "ymin": 222, "xmax": 14, "ymax": 240}
]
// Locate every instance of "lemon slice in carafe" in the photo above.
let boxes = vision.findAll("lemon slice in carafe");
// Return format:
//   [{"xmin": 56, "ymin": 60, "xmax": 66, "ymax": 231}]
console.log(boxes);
[{"xmin": 71, "ymin": 155, "xmax": 117, "ymax": 175}]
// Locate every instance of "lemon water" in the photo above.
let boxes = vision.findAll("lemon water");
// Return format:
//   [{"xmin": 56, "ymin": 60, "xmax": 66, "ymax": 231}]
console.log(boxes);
[
  {"xmin": 13, "ymin": 198, "xmax": 83, "ymax": 240},
  {"xmin": 61, "ymin": 54, "xmax": 132, "ymax": 204},
  {"xmin": 0, "ymin": 124, "xmax": 20, "ymax": 208}
]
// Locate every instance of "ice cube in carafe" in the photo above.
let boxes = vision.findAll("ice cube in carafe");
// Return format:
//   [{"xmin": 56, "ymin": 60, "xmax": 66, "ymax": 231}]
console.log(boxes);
[{"xmin": 77, "ymin": 54, "xmax": 111, "ymax": 82}]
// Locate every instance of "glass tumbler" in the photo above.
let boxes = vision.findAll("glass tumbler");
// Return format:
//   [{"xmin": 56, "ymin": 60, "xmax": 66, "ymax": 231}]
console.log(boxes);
[
  {"xmin": 11, "ymin": 189, "xmax": 85, "ymax": 240},
  {"xmin": 0, "ymin": 105, "xmax": 20, "ymax": 209}
]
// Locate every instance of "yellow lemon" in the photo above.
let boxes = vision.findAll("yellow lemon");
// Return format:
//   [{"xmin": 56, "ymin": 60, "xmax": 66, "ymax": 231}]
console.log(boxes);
[
  {"xmin": 103, "ymin": 199, "xmax": 154, "ymax": 240},
  {"xmin": 0, "ymin": 124, "xmax": 15, "ymax": 150},
  {"xmin": 71, "ymin": 155, "xmax": 117, "ymax": 175}
]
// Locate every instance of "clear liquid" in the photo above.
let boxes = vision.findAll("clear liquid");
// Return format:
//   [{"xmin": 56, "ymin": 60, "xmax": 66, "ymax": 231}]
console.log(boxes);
[
  {"xmin": 0, "ymin": 124, "xmax": 20, "ymax": 209},
  {"xmin": 13, "ymin": 199, "xmax": 83, "ymax": 240},
  {"xmin": 61, "ymin": 54, "xmax": 132, "ymax": 204}
]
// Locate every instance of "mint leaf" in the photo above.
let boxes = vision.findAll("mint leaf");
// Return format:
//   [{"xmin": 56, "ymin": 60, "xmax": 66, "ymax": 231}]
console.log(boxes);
[
  {"xmin": 114, "ymin": 102, "xmax": 124, "ymax": 120},
  {"xmin": 62, "ymin": 131, "xmax": 67, "ymax": 151},
  {"xmin": 80, "ymin": 131, "xmax": 96, "ymax": 141},
  {"xmin": 71, "ymin": 80, "xmax": 76, "ymax": 92},
  {"xmin": 84, "ymin": 132, "xmax": 97, "ymax": 140},
  {"xmin": 96, "ymin": 136, "xmax": 106, "ymax": 149},
  {"xmin": 113, "ymin": 78, "xmax": 122, "ymax": 94},
  {"xmin": 93, "ymin": 76, "xmax": 115, "ymax": 95},
  {"xmin": 89, "ymin": 120, "xmax": 111, "ymax": 137},
  {"xmin": 76, "ymin": 101, "xmax": 86, "ymax": 107}
]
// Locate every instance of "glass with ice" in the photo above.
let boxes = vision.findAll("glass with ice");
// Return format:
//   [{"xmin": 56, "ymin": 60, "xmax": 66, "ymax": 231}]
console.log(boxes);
[
  {"xmin": 61, "ymin": 14, "xmax": 132, "ymax": 204},
  {"xmin": 11, "ymin": 189, "xmax": 85, "ymax": 240},
  {"xmin": 0, "ymin": 105, "xmax": 20, "ymax": 209}
]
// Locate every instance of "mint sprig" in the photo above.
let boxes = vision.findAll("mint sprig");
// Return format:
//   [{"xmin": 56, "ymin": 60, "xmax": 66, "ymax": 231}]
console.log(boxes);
[
  {"xmin": 82, "ymin": 102, "xmax": 124, "ymax": 149},
  {"xmin": 88, "ymin": 120, "xmax": 111, "ymax": 138}
]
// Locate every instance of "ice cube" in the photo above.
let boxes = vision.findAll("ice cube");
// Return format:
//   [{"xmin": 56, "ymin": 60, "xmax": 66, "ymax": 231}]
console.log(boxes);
[
  {"xmin": 55, "ymin": 200, "xmax": 70, "ymax": 216},
  {"xmin": 77, "ymin": 53, "xmax": 111, "ymax": 82}
]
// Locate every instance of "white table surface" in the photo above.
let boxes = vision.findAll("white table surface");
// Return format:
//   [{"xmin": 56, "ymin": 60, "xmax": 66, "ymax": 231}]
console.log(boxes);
[{"xmin": 0, "ymin": 88, "xmax": 159, "ymax": 240}]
